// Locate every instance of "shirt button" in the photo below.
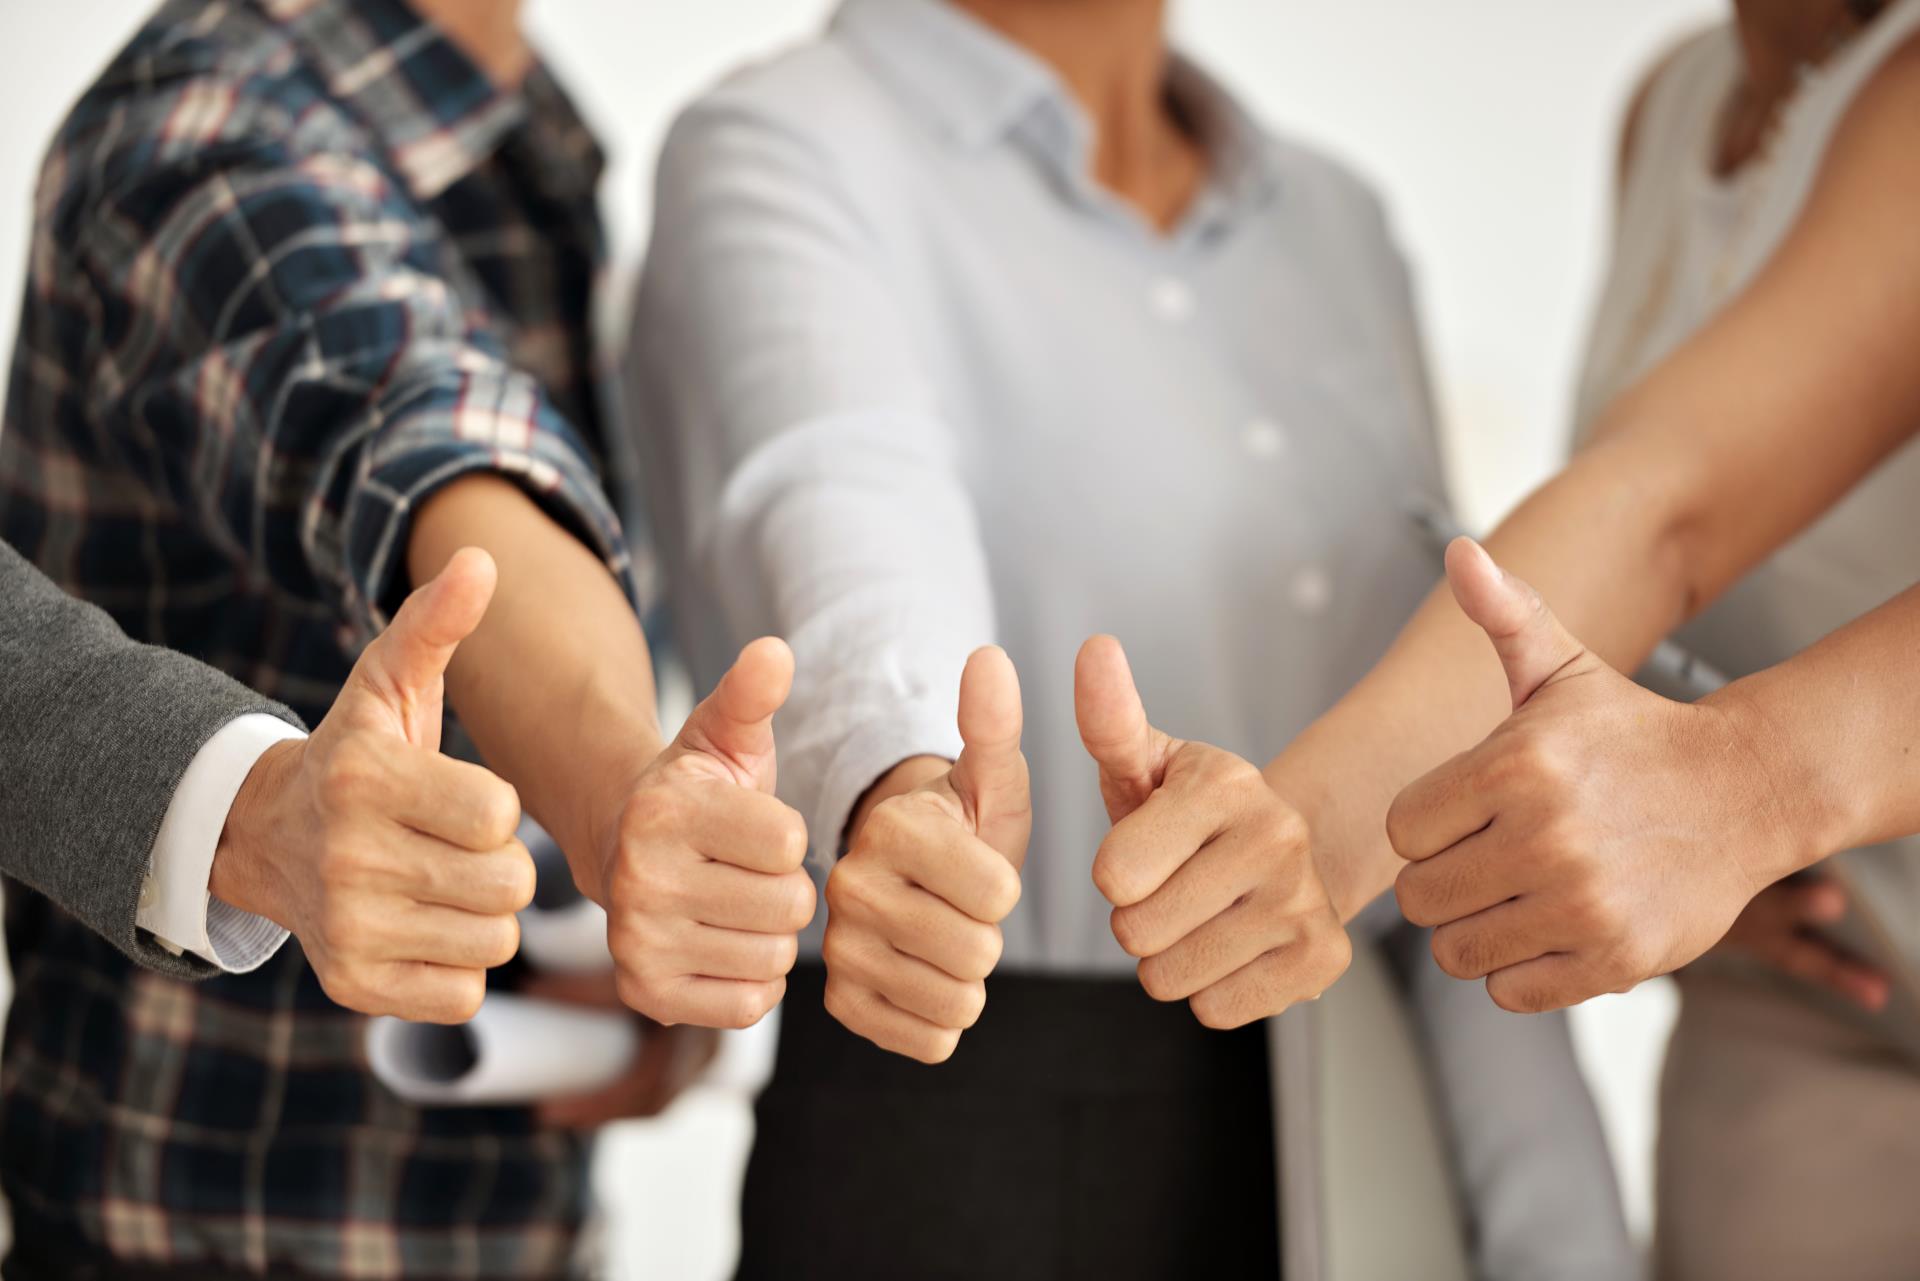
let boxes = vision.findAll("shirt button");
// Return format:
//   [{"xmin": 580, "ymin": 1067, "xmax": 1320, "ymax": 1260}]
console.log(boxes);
[
  {"xmin": 1241, "ymin": 419, "xmax": 1288, "ymax": 459},
  {"xmin": 1290, "ymin": 566, "xmax": 1333, "ymax": 616},
  {"xmin": 1149, "ymin": 276, "xmax": 1195, "ymax": 323}
]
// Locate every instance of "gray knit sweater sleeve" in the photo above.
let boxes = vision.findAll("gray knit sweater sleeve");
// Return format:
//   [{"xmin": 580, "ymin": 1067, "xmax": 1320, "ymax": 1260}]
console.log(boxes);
[{"xmin": 0, "ymin": 540, "xmax": 305, "ymax": 978}]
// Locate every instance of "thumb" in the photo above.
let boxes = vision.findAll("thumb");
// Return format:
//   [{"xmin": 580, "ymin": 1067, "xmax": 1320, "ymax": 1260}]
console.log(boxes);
[
  {"xmin": 949, "ymin": 646, "xmax": 1029, "ymax": 857},
  {"xmin": 1074, "ymin": 635, "xmax": 1171, "ymax": 822},
  {"xmin": 1444, "ymin": 538, "xmax": 1588, "ymax": 710},
  {"xmin": 676, "ymin": 637, "xmax": 793, "ymax": 779},
  {"xmin": 346, "ymin": 547, "xmax": 497, "ymax": 744}
]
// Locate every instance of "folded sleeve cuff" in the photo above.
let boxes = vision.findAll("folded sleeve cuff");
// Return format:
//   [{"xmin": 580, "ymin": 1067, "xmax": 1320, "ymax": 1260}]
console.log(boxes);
[
  {"xmin": 789, "ymin": 697, "xmax": 964, "ymax": 872},
  {"xmin": 339, "ymin": 369, "xmax": 636, "ymax": 645}
]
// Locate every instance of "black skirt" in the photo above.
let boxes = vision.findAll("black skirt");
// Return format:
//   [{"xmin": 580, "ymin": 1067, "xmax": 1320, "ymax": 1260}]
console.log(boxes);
[{"xmin": 737, "ymin": 964, "xmax": 1281, "ymax": 1281}]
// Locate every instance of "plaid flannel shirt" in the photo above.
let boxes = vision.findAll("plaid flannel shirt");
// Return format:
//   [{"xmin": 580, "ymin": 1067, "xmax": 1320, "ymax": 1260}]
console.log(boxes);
[{"xmin": 0, "ymin": 0, "xmax": 638, "ymax": 1275}]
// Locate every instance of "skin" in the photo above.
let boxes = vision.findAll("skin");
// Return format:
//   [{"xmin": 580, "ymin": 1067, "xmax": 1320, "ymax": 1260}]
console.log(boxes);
[
  {"xmin": 218, "ymin": 5, "xmax": 812, "ymax": 1118},
  {"xmin": 1389, "ymin": 541, "xmax": 1909, "ymax": 1013},
  {"xmin": 830, "ymin": 0, "xmax": 1313, "ymax": 1056},
  {"xmin": 213, "ymin": 549, "xmax": 533, "ymax": 1025},
  {"xmin": 827, "ymin": 648, "xmax": 1029, "ymax": 1064},
  {"xmin": 1271, "ymin": 0, "xmax": 1920, "ymax": 1013}
]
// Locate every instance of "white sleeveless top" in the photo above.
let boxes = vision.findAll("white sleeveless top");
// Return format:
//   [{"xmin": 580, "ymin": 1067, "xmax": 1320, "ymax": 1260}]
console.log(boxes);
[{"xmin": 1575, "ymin": 2, "xmax": 1920, "ymax": 974}]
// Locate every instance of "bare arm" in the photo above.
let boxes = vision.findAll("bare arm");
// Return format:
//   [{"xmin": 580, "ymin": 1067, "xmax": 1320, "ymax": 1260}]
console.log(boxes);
[
  {"xmin": 1279, "ymin": 36, "xmax": 1920, "ymax": 919},
  {"xmin": 1721, "ymin": 578, "xmax": 1920, "ymax": 853},
  {"xmin": 408, "ymin": 475, "xmax": 663, "ymax": 896}
]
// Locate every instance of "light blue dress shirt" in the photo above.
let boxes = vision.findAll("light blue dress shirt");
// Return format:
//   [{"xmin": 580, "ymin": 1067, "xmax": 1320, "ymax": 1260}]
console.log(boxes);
[
  {"xmin": 631, "ymin": 0, "xmax": 1446, "ymax": 974},
  {"xmin": 628, "ymin": 5, "xmax": 1636, "ymax": 1274}
]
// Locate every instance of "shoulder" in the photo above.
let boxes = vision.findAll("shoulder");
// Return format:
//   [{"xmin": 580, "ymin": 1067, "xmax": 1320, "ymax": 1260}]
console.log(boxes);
[
  {"xmin": 657, "ymin": 37, "xmax": 915, "ymax": 192},
  {"xmin": 1617, "ymin": 25, "xmax": 1723, "ymax": 189},
  {"xmin": 1803, "ymin": 25, "xmax": 1920, "ymax": 220},
  {"xmin": 38, "ymin": 4, "xmax": 380, "ymax": 240}
]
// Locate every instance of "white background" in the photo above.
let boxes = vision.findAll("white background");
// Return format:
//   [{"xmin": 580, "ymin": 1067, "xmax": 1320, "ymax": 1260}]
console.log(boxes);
[{"xmin": 0, "ymin": 2, "xmax": 1721, "ymax": 1276}]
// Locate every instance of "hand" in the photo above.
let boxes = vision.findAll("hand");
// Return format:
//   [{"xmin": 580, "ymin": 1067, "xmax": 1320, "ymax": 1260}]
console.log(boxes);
[
  {"xmin": 1074, "ymin": 636, "xmax": 1349, "ymax": 1029},
  {"xmin": 822, "ymin": 647, "xmax": 1029, "ymax": 1064},
  {"xmin": 1389, "ymin": 538, "xmax": 1800, "ymax": 1012},
  {"xmin": 212, "ymin": 548, "xmax": 534, "ymax": 1023},
  {"xmin": 523, "ymin": 970, "xmax": 721, "ymax": 1128},
  {"xmin": 596, "ymin": 638, "xmax": 815, "ymax": 1029},
  {"xmin": 1713, "ymin": 876, "xmax": 1891, "ymax": 1012}
]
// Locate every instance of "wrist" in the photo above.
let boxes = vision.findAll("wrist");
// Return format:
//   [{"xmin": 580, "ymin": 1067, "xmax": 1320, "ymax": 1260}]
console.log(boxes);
[
  {"xmin": 1701, "ymin": 678, "xmax": 1854, "ymax": 888},
  {"xmin": 208, "ymin": 738, "xmax": 306, "ymax": 925},
  {"xmin": 847, "ymin": 756, "xmax": 952, "ymax": 848}
]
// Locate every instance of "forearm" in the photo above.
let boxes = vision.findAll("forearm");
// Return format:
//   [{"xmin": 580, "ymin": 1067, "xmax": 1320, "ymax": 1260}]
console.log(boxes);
[
  {"xmin": 1269, "ymin": 439, "xmax": 1697, "ymax": 918},
  {"xmin": 408, "ymin": 476, "xmax": 662, "ymax": 900},
  {"xmin": 1707, "ymin": 581, "xmax": 1920, "ymax": 875}
]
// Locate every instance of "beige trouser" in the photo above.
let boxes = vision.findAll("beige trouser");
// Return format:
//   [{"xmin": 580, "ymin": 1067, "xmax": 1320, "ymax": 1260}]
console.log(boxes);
[{"xmin": 1655, "ymin": 962, "xmax": 1920, "ymax": 1281}]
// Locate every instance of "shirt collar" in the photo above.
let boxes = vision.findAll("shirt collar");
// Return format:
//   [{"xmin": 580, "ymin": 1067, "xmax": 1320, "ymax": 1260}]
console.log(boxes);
[
  {"xmin": 833, "ymin": 0, "xmax": 1281, "ymax": 224},
  {"xmin": 832, "ymin": 0, "xmax": 1059, "ymax": 150},
  {"xmin": 255, "ymin": 0, "xmax": 601, "ymax": 202}
]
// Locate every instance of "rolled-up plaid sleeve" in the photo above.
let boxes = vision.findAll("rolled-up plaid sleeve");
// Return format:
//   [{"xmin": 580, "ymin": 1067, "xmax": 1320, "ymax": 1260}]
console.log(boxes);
[{"xmin": 77, "ymin": 141, "xmax": 630, "ymax": 643}]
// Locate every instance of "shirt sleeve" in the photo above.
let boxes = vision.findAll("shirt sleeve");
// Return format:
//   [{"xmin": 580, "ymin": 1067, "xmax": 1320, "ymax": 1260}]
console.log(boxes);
[
  {"xmin": 72, "ymin": 133, "xmax": 632, "ymax": 645},
  {"xmin": 631, "ymin": 101, "xmax": 994, "ymax": 860},
  {"xmin": 138, "ymin": 714, "xmax": 305, "ymax": 973}
]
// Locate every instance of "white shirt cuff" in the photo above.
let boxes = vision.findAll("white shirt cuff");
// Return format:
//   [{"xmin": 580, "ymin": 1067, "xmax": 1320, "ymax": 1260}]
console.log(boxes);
[{"xmin": 138, "ymin": 713, "xmax": 305, "ymax": 972}]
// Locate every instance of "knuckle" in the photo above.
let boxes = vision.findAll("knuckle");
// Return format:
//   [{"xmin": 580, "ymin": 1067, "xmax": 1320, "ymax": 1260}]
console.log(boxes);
[
  {"xmin": 1384, "ymin": 792, "xmax": 1418, "ymax": 857},
  {"xmin": 444, "ymin": 972, "xmax": 487, "ymax": 1023},
  {"xmin": 720, "ymin": 983, "xmax": 778, "ymax": 1030},
  {"xmin": 1312, "ymin": 925, "xmax": 1353, "ymax": 984},
  {"xmin": 500, "ymin": 846, "xmax": 539, "ymax": 913},
  {"xmin": 949, "ymin": 980, "xmax": 988, "ymax": 1030},
  {"xmin": 1433, "ymin": 928, "xmax": 1483, "ymax": 980},
  {"xmin": 775, "ymin": 812, "xmax": 810, "ymax": 872},
  {"xmin": 954, "ymin": 924, "xmax": 1003, "ymax": 982},
  {"xmin": 764, "ymin": 930, "xmax": 800, "ymax": 977},
  {"xmin": 779, "ymin": 872, "xmax": 818, "ymax": 931},
  {"xmin": 614, "ymin": 967, "xmax": 662, "ymax": 1019},
  {"xmin": 1137, "ymin": 956, "xmax": 1182, "ymax": 1003},
  {"xmin": 1188, "ymin": 987, "xmax": 1242, "ymax": 1030},
  {"xmin": 1109, "ymin": 905, "xmax": 1153, "ymax": 959},
  {"xmin": 860, "ymin": 800, "xmax": 912, "ymax": 853},
  {"xmin": 980, "ymin": 859, "xmax": 1022, "ymax": 921},
  {"xmin": 475, "ymin": 780, "xmax": 522, "ymax": 847},
  {"xmin": 909, "ymin": 1028, "xmax": 962, "ymax": 1065},
  {"xmin": 312, "ymin": 903, "xmax": 358, "ymax": 954},
  {"xmin": 483, "ymin": 915, "xmax": 521, "ymax": 967},
  {"xmin": 1488, "ymin": 976, "xmax": 1550, "ymax": 1015},
  {"xmin": 1393, "ymin": 867, "xmax": 1439, "ymax": 928},
  {"xmin": 1091, "ymin": 847, "xmax": 1146, "ymax": 909},
  {"xmin": 1265, "ymin": 799, "xmax": 1310, "ymax": 850},
  {"xmin": 318, "ymin": 965, "xmax": 374, "ymax": 1015}
]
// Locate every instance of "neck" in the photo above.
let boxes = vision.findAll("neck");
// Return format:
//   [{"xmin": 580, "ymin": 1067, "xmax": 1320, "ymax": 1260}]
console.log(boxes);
[
  {"xmin": 410, "ymin": 0, "xmax": 531, "ymax": 88},
  {"xmin": 951, "ymin": 0, "xmax": 1200, "ymax": 228},
  {"xmin": 1732, "ymin": 0, "xmax": 1865, "ymax": 92}
]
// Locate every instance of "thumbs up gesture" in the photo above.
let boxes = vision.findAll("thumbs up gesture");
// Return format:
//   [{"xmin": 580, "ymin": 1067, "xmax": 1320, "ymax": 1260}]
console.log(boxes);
[
  {"xmin": 211, "ymin": 548, "xmax": 535, "ymax": 1023},
  {"xmin": 1388, "ymin": 538, "xmax": 1786, "ymax": 1012},
  {"xmin": 594, "ymin": 636, "xmax": 815, "ymax": 1029},
  {"xmin": 1075, "ymin": 636, "xmax": 1349, "ymax": 1028},
  {"xmin": 821, "ymin": 647, "xmax": 1029, "ymax": 1063}
]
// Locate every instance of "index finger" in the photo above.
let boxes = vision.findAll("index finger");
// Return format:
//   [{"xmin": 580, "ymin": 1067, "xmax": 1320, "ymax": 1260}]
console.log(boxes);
[
  {"xmin": 1091, "ymin": 769, "xmax": 1228, "ymax": 908},
  {"xmin": 882, "ymin": 815, "xmax": 1022, "ymax": 924},
  {"xmin": 1385, "ymin": 744, "xmax": 1497, "ymax": 864},
  {"xmin": 680, "ymin": 785, "xmax": 810, "ymax": 875},
  {"xmin": 390, "ymin": 750, "xmax": 522, "ymax": 852}
]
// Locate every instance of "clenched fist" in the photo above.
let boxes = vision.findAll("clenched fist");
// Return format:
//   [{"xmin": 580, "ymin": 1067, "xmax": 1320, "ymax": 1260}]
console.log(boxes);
[
  {"xmin": 823, "ymin": 647, "xmax": 1030, "ymax": 1064},
  {"xmin": 595, "ymin": 638, "xmax": 816, "ymax": 1029},
  {"xmin": 1389, "ymin": 538, "xmax": 1809, "ymax": 1013},
  {"xmin": 1075, "ymin": 636, "xmax": 1349, "ymax": 1029},
  {"xmin": 212, "ymin": 548, "xmax": 535, "ymax": 1024}
]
